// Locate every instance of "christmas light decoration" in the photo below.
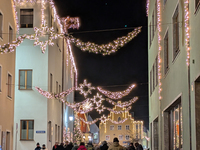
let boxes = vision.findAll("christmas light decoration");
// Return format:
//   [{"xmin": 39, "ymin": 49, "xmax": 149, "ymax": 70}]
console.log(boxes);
[
  {"xmin": 106, "ymin": 97, "xmax": 138, "ymax": 107},
  {"xmin": 97, "ymin": 84, "xmax": 135, "ymax": 100},
  {"xmin": 157, "ymin": 0, "xmax": 162, "ymax": 100},
  {"xmin": 12, "ymin": 0, "xmax": 19, "ymax": 33},
  {"xmin": 62, "ymin": 16, "xmax": 80, "ymax": 33},
  {"xmin": 146, "ymin": 0, "xmax": 150, "ymax": 16},
  {"xmin": 184, "ymin": 0, "xmax": 190, "ymax": 66},
  {"xmin": 67, "ymin": 27, "xmax": 142, "ymax": 55},
  {"xmin": 91, "ymin": 93, "xmax": 105, "ymax": 107},
  {"xmin": 73, "ymin": 113, "xmax": 83, "ymax": 144},
  {"xmin": 106, "ymin": 106, "xmax": 132, "ymax": 114},
  {"xmin": 95, "ymin": 105, "xmax": 106, "ymax": 114},
  {"xmin": 76, "ymin": 79, "xmax": 95, "ymax": 97},
  {"xmin": 63, "ymin": 127, "xmax": 67, "ymax": 143},
  {"xmin": 0, "ymin": 35, "xmax": 27, "ymax": 54},
  {"xmin": 35, "ymin": 87, "xmax": 74, "ymax": 99},
  {"xmin": 82, "ymin": 99, "xmax": 93, "ymax": 111}
]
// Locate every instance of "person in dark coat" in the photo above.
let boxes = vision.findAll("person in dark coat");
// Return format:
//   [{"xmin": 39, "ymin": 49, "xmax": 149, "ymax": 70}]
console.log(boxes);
[
  {"xmin": 53, "ymin": 142, "xmax": 59, "ymax": 150},
  {"xmin": 77, "ymin": 142, "xmax": 87, "ymax": 150},
  {"xmin": 100, "ymin": 141, "xmax": 108, "ymax": 150},
  {"xmin": 72, "ymin": 143, "xmax": 79, "ymax": 150},
  {"xmin": 134, "ymin": 143, "xmax": 143, "ymax": 150},
  {"xmin": 35, "ymin": 143, "xmax": 41, "ymax": 150},
  {"xmin": 58, "ymin": 143, "xmax": 65, "ymax": 150},
  {"xmin": 65, "ymin": 142, "xmax": 73, "ymax": 150},
  {"xmin": 127, "ymin": 143, "xmax": 135, "ymax": 150}
]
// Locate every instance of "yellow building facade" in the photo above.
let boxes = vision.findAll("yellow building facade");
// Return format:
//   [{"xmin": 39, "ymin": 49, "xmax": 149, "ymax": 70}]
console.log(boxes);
[{"xmin": 99, "ymin": 104, "xmax": 143, "ymax": 146}]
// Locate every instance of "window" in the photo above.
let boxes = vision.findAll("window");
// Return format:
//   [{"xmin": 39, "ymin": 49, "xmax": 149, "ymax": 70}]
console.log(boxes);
[
  {"xmin": 149, "ymin": 22, "xmax": 152, "ymax": 45},
  {"xmin": 125, "ymin": 135, "xmax": 129, "ymax": 140},
  {"xmin": 118, "ymin": 125, "xmax": 122, "ymax": 130},
  {"xmin": 20, "ymin": 120, "xmax": 34, "ymax": 140},
  {"xmin": 56, "ymin": 81, "xmax": 58, "ymax": 93},
  {"xmin": 173, "ymin": 5, "xmax": 179, "ymax": 60},
  {"xmin": 7, "ymin": 74, "xmax": 12, "ymax": 98},
  {"xmin": 48, "ymin": 121, "xmax": 52, "ymax": 141},
  {"xmin": 6, "ymin": 131, "xmax": 11, "ymax": 150},
  {"xmin": 155, "ymin": 56, "xmax": 158, "ymax": 86},
  {"xmin": 164, "ymin": 31, "xmax": 169, "ymax": 74},
  {"xmin": 110, "ymin": 125, "xmax": 114, "ymax": 130},
  {"xmin": 55, "ymin": 124, "xmax": 57, "ymax": 142},
  {"xmin": 9, "ymin": 26, "xmax": 13, "ymax": 43},
  {"xmin": 150, "ymin": 70, "xmax": 152, "ymax": 95},
  {"xmin": 0, "ymin": 12, "xmax": 3, "ymax": 38},
  {"xmin": 51, "ymin": 15, "xmax": 54, "ymax": 27},
  {"xmin": 119, "ymin": 135, "xmax": 123, "ymax": 140},
  {"xmin": 153, "ymin": 118, "xmax": 159, "ymax": 150},
  {"xmin": 152, "ymin": 11, "xmax": 155, "ymax": 40},
  {"xmin": 164, "ymin": 0, "xmax": 167, "ymax": 5},
  {"xmin": 58, "ymin": 126, "xmax": 60, "ymax": 143},
  {"xmin": 155, "ymin": 1, "xmax": 157, "ymax": 31},
  {"xmin": 59, "ymin": 85, "xmax": 61, "ymax": 93},
  {"xmin": 126, "ymin": 125, "xmax": 129, "ymax": 130},
  {"xmin": 0, "ymin": 66, "xmax": 1, "ymax": 92},
  {"xmin": 118, "ymin": 117, "xmax": 121, "ymax": 122},
  {"xmin": 105, "ymin": 135, "xmax": 110, "ymax": 141},
  {"xmin": 50, "ymin": 73, "xmax": 53, "ymax": 92},
  {"xmin": 196, "ymin": 0, "xmax": 200, "ymax": 9},
  {"xmin": 20, "ymin": 9, "xmax": 33, "ymax": 28},
  {"xmin": 19, "ymin": 70, "xmax": 32, "ymax": 90}
]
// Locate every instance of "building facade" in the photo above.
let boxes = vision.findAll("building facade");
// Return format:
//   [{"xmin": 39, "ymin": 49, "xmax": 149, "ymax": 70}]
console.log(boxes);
[
  {"xmin": 99, "ymin": 104, "xmax": 143, "ymax": 147},
  {"xmin": 13, "ymin": 1, "xmax": 75, "ymax": 150},
  {"xmin": 148, "ymin": 0, "xmax": 200, "ymax": 149},
  {"xmin": 0, "ymin": 0, "xmax": 16, "ymax": 150}
]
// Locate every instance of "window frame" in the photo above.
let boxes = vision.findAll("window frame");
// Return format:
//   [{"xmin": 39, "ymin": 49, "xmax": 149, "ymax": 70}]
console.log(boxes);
[
  {"xmin": 164, "ymin": 31, "xmax": 169, "ymax": 74},
  {"xmin": 110, "ymin": 125, "xmax": 114, "ymax": 130},
  {"xmin": 9, "ymin": 25, "xmax": 13, "ymax": 43},
  {"xmin": 119, "ymin": 135, "xmax": 123, "ymax": 140},
  {"xmin": 0, "ymin": 65, "xmax": 2, "ymax": 92},
  {"xmin": 20, "ymin": 120, "xmax": 34, "ymax": 141},
  {"xmin": 7, "ymin": 73, "xmax": 12, "ymax": 98},
  {"xmin": 125, "ymin": 125, "xmax": 130, "ymax": 130},
  {"xmin": 0, "ymin": 11, "xmax": 3, "ymax": 39},
  {"xmin": 118, "ymin": 125, "xmax": 122, "ymax": 130},
  {"xmin": 50, "ymin": 73, "xmax": 53, "ymax": 93},
  {"xmin": 125, "ymin": 135, "xmax": 130, "ymax": 140},
  {"xmin": 105, "ymin": 135, "xmax": 110, "ymax": 141},
  {"xmin": 19, "ymin": 70, "xmax": 33, "ymax": 90},
  {"xmin": 196, "ymin": 0, "xmax": 200, "ymax": 11},
  {"xmin": 20, "ymin": 9, "xmax": 34, "ymax": 28}
]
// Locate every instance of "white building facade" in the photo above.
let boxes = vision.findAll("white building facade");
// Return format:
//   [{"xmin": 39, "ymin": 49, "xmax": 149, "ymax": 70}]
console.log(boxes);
[
  {"xmin": 148, "ymin": 0, "xmax": 200, "ymax": 150},
  {"xmin": 13, "ymin": 1, "xmax": 75, "ymax": 150},
  {"xmin": 0, "ymin": 0, "xmax": 16, "ymax": 150}
]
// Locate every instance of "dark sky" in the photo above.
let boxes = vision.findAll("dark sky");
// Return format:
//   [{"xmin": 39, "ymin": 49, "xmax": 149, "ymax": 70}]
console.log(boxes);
[{"xmin": 53, "ymin": 0, "xmax": 149, "ymax": 129}]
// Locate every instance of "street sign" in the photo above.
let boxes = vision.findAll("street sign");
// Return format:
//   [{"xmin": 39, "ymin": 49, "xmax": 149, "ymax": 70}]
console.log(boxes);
[{"xmin": 36, "ymin": 131, "xmax": 45, "ymax": 133}]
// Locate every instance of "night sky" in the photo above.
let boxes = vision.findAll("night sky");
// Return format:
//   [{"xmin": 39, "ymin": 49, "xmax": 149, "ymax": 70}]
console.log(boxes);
[{"xmin": 53, "ymin": 0, "xmax": 148, "ymax": 129}]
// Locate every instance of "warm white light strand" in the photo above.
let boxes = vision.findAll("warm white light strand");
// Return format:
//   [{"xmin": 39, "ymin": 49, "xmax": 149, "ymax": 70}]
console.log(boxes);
[
  {"xmin": 76, "ymin": 79, "xmax": 95, "ymax": 97},
  {"xmin": 97, "ymin": 84, "xmax": 135, "ymax": 100},
  {"xmin": 106, "ymin": 97, "xmax": 138, "ymax": 107},
  {"xmin": 146, "ymin": 0, "xmax": 150, "ymax": 16}
]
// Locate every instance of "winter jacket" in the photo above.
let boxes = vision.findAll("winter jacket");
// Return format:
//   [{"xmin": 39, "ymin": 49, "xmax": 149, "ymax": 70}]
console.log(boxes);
[
  {"xmin": 77, "ymin": 145, "xmax": 87, "ymax": 150},
  {"xmin": 108, "ymin": 142, "xmax": 125, "ymax": 150},
  {"xmin": 72, "ymin": 145, "xmax": 79, "ymax": 150},
  {"xmin": 100, "ymin": 144, "xmax": 108, "ymax": 150},
  {"xmin": 136, "ymin": 145, "xmax": 143, "ymax": 150},
  {"xmin": 127, "ymin": 146, "xmax": 135, "ymax": 150},
  {"xmin": 53, "ymin": 145, "xmax": 58, "ymax": 150},
  {"xmin": 35, "ymin": 147, "xmax": 41, "ymax": 150}
]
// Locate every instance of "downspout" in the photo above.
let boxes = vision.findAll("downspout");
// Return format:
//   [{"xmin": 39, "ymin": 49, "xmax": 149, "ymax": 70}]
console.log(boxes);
[{"xmin": 61, "ymin": 38, "xmax": 64, "ymax": 142}]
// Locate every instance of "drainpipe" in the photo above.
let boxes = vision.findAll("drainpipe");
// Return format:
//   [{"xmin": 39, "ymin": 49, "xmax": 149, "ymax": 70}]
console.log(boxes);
[{"xmin": 61, "ymin": 38, "xmax": 64, "ymax": 143}]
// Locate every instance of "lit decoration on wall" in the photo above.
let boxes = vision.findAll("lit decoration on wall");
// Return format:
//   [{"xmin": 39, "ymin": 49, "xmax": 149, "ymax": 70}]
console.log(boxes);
[
  {"xmin": 184, "ymin": 0, "xmax": 190, "ymax": 66},
  {"xmin": 12, "ymin": 0, "xmax": 19, "ymax": 33},
  {"xmin": 157, "ymin": 0, "xmax": 162, "ymax": 100},
  {"xmin": 97, "ymin": 84, "xmax": 135, "ymax": 100},
  {"xmin": 106, "ymin": 97, "xmax": 138, "ymax": 107},
  {"xmin": 77, "ymin": 79, "xmax": 95, "ymax": 97},
  {"xmin": 0, "ymin": 35, "xmax": 27, "ymax": 54},
  {"xmin": 67, "ymin": 27, "xmax": 142, "ymax": 55},
  {"xmin": 91, "ymin": 93, "xmax": 105, "ymax": 107},
  {"xmin": 62, "ymin": 16, "xmax": 80, "ymax": 33},
  {"xmin": 73, "ymin": 113, "xmax": 83, "ymax": 144},
  {"xmin": 35, "ymin": 87, "xmax": 74, "ymax": 99},
  {"xmin": 63, "ymin": 127, "xmax": 67, "ymax": 143},
  {"xmin": 106, "ymin": 106, "xmax": 132, "ymax": 114},
  {"xmin": 82, "ymin": 99, "xmax": 93, "ymax": 111},
  {"xmin": 95, "ymin": 105, "xmax": 106, "ymax": 114},
  {"xmin": 146, "ymin": 0, "xmax": 150, "ymax": 16}
]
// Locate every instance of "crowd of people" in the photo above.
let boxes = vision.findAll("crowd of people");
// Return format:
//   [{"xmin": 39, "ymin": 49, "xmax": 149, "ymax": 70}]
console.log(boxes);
[{"xmin": 34, "ymin": 137, "xmax": 143, "ymax": 150}]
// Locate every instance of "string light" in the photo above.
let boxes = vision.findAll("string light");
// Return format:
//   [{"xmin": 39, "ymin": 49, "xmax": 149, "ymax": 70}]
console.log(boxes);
[
  {"xmin": 106, "ymin": 97, "xmax": 138, "ymax": 107},
  {"xmin": 97, "ymin": 84, "xmax": 135, "ymax": 100},
  {"xmin": 67, "ymin": 27, "xmax": 142, "ymax": 55},
  {"xmin": 12, "ymin": 0, "xmax": 19, "ymax": 33},
  {"xmin": 91, "ymin": 93, "xmax": 105, "ymax": 107},
  {"xmin": 157, "ymin": 0, "xmax": 162, "ymax": 100},
  {"xmin": 106, "ymin": 106, "xmax": 132, "ymax": 114},
  {"xmin": 95, "ymin": 105, "xmax": 106, "ymax": 114},
  {"xmin": 76, "ymin": 79, "xmax": 95, "ymax": 97},
  {"xmin": 62, "ymin": 16, "xmax": 80, "ymax": 33},
  {"xmin": 146, "ymin": 0, "xmax": 150, "ymax": 16},
  {"xmin": 184, "ymin": 0, "xmax": 190, "ymax": 66}
]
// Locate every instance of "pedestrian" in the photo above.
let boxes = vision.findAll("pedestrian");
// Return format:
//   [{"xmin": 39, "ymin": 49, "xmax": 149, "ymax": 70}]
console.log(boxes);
[
  {"xmin": 35, "ymin": 143, "xmax": 41, "ymax": 150},
  {"xmin": 41, "ymin": 144, "xmax": 48, "ymax": 150},
  {"xmin": 72, "ymin": 143, "xmax": 79, "ymax": 150},
  {"xmin": 77, "ymin": 142, "xmax": 87, "ymax": 150},
  {"xmin": 86, "ymin": 142, "xmax": 94, "ymax": 150},
  {"xmin": 108, "ymin": 137, "xmax": 125, "ymax": 150},
  {"xmin": 58, "ymin": 143, "xmax": 65, "ymax": 150},
  {"xmin": 53, "ymin": 142, "xmax": 59, "ymax": 150},
  {"xmin": 100, "ymin": 141, "xmax": 108, "ymax": 150},
  {"xmin": 65, "ymin": 142, "xmax": 73, "ymax": 150},
  {"xmin": 127, "ymin": 143, "xmax": 135, "ymax": 150},
  {"xmin": 64, "ymin": 141, "xmax": 69, "ymax": 149},
  {"xmin": 134, "ymin": 143, "xmax": 143, "ymax": 150}
]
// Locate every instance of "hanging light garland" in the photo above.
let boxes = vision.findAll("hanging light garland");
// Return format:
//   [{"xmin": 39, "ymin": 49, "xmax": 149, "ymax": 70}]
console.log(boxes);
[
  {"xmin": 91, "ymin": 93, "xmax": 105, "ymax": 107},
  {"xmin": 146, "ymin": 0, "xmax": 150, "ymax": 16},
  {"xmin": 97, "ymin": 84, "xmax": 135, "ymax": 100},
  {"xmin": 62, "ymin": 16, "xmax": 80, "ymax": 33},
  {"xmin": 106, "ymin": 106, "xmax": 132, "ymax": 114},
  {"xmin": 95, "ymin": 105, "xmax": 106, "ymax": 114},
  {"xmin": 66, "ymin": 27, "xmax": 142, "ymax": 55},
  {"xmin": 106, "ymin": 97, "xmax": 138, "ymax": 107},
  {"xmin": 76, "ymin": 79, "xmax": 95, "ymax": 97}
]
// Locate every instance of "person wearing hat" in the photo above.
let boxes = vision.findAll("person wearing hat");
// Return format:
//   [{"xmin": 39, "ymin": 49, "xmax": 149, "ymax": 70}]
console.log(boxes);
[
  {"xmin": 108, "ymin": 137, "xmax": 125, "ymax": 150},
  {"xmin": 41, "ymin": 144, "xmax": 48, "ymax": 150},
  {"xmin": 35, "ymin": 143, "xmax": 41, "ymax": 150},
  {"xmin": 100, "ymin": 141, "xmax": 108, "ymax": 150}
]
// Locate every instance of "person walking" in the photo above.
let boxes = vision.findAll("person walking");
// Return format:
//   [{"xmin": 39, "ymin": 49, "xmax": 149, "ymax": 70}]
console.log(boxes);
[
  {"xmin": 134, "ymin": 143, "xmax": 143, "ymax": 150},
  {"xmin": 127, "ymin": 143, "xmax": 135, "ymax": 150},
  {"xmin": 108, "ymin": 137, "xmax": 125, "ymax": 150},
  {"xmin": 100, "ymin": 141, "xmax": 108, "ymax": 150},
  {"xmin": 41, "ymin": 144, "xmax": 48, "ymax": 150},
  {"xmin": 65, "ymin": 142, "xmax": 73, "ymax": 150},
  {"xmin": 72, "ymin": 143, "xmax": 79, "ymax": 150},
  {"xmin": 58, "ymin": 143, "xmax": 65, "ymax": 150},
  {"xmin": 53, "ymin": 142, "xmax": 59, "ymax": 150},
  {"xmin": 35, "ymin": 143, "xmax": 41, "ymax": 150},
  {"xmin": 77, "ymin": 142, "xmax": 87, "ymax": 150}
]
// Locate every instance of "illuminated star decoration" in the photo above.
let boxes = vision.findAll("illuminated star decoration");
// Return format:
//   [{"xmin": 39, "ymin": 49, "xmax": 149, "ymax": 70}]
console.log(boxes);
[
  {"xmin": 82, "ymin": 99, "xmax": 93, "ymax": 111},
  {"xmin": 92, "ymin": 93, "xmax": 105, "ymax": 107},
  {"xmin": 97, "ymin": 84, "xmax": 135, "ymax": 100},
  {"xmin": 100, "ymin": 115, "xmax": 107, "ymax": 124},
  {"xmin": 62, "ymin": 16, "xmax": 80, "ymax": 33},
  {"xmin": 77, "ymin": 79, "xmax": 95, "ymax": 97},
  {"xmin": 95, "ymin": 105, "xmax": 106, "ymax": 114}
]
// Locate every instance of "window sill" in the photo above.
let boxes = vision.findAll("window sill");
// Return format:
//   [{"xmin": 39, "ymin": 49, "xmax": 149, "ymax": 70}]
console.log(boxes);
[
  {"xmin": 20, "ymin": 139, "xmax": 34, "ymax": 141},
  {"xmin": 18, "ymin": 89, "xmax": 33, "ymax": 90}
]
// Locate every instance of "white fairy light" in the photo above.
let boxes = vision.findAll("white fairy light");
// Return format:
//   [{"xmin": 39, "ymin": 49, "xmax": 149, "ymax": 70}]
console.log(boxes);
[
  {"xmin": 77, "ymin": 79, "xmax": 95, "ymax": 97},
  {"xmin": 106, "ymin": 97, "xmax": 138, "ymax": 107},
  {"xmin": 91, "ymin": 93, "xmax": 105, "ymax": 107},
  {"xmin": 97, "ymin": 84, "xmax": 135, "ymax": 100}
]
